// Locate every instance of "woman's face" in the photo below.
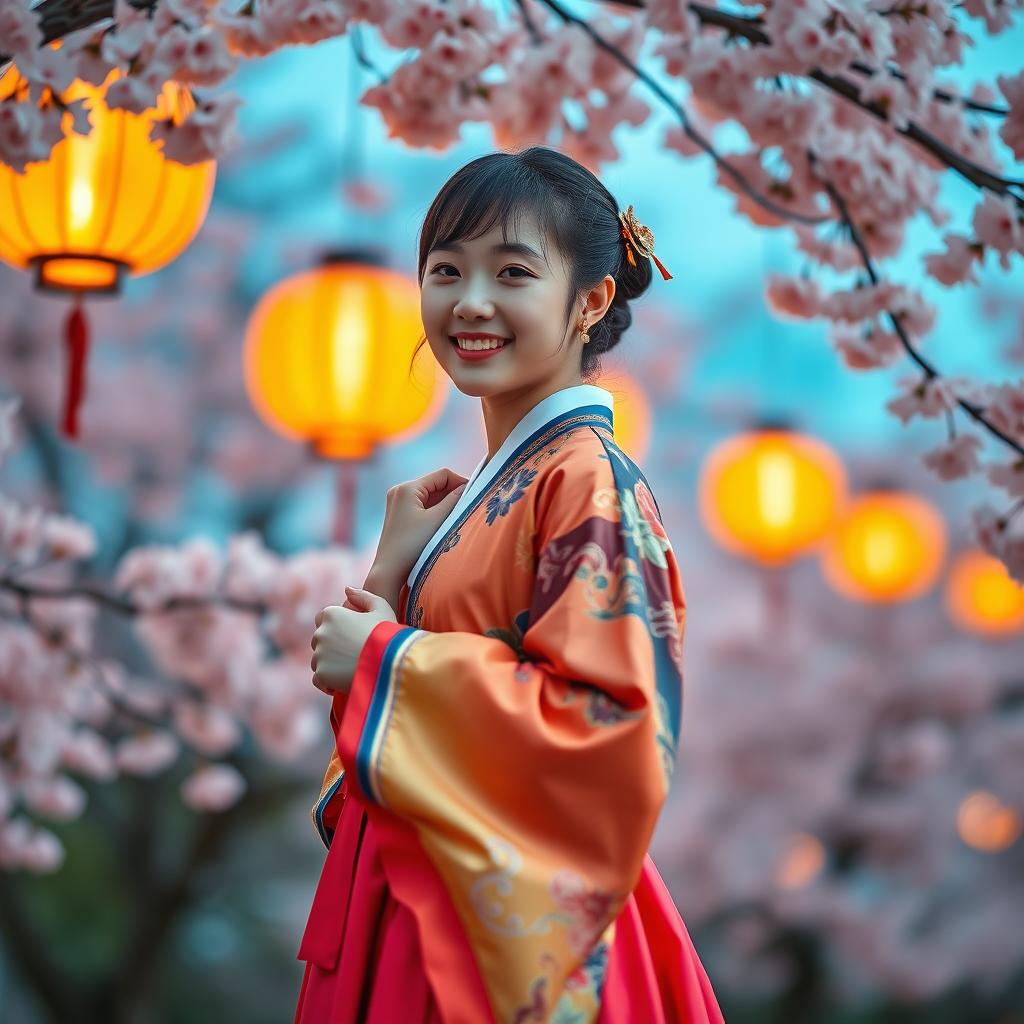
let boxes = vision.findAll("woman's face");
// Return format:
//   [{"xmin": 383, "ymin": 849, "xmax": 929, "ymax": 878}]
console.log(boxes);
[{"xmin": 419, "ymin": 212, "xmax": 586, "ymax": 400}]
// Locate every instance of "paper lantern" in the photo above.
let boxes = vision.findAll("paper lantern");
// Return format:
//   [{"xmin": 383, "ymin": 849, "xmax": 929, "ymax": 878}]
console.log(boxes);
[
  {"xmin": 244, "ymin": 252, "xmax": 446, "ymax": 459},
  {"xmin": 821, "ymin": 491, "xmax": 946, "ymax": 603},
  {"xmin": 698, "ymin": 428, "xmax": 847, "ymax": 565},
  {"xmin": 944, "ymin": 548, "xmax": 1024, "ymax": 636},
  {"xmin": 0, "ymin": 63, "xmax": 216, "ymax": 437},
  {"xmin": 958, "ymin": 790, "xmax": 1021, "ymax": 853}
]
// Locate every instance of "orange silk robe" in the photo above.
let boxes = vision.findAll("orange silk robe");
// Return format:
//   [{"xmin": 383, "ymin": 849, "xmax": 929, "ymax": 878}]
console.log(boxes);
[{"xmin": 299, "ymin": 384, "xmax": 724, "ymax": 1023}]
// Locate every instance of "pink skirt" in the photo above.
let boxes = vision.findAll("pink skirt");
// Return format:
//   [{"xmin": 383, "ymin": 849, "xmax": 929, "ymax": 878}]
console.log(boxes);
[{"xmin": 294, "ymin": 776, "xmax": 724, "ymax": 1023}]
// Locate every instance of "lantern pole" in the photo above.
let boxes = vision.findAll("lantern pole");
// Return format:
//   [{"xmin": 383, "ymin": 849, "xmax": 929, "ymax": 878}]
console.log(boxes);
[
  {"xmin": 760, "ymin": 564, "xmax": 791, "ymax": 648},
  {"xmin": 332, "ymin": 459, "xmax": 359, "ymax": 548}
]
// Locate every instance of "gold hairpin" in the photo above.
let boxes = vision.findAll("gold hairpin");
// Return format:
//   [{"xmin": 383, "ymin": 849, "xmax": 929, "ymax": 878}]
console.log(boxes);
[{"xmin": 618, "ymin": 205, "xmax": 673, "ymax": 280}]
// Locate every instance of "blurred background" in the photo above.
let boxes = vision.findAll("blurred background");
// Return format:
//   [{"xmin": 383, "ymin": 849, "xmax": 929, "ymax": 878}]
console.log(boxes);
[{"xmin": 1, "ymin": 6, "xmax": 1023, "ymax": 1024}]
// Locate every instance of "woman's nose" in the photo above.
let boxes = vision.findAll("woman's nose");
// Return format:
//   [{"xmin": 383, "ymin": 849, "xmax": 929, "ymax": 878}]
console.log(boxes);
[{"xmin": 452, "ymin": 286, "xmax": 494, "ymax": 320}]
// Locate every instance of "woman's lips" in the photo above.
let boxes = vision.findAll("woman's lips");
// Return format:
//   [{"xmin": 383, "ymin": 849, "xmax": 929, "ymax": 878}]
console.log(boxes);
[{"xmin": 450, "ymin": 336, "xmax": 513, "ymax": 361}]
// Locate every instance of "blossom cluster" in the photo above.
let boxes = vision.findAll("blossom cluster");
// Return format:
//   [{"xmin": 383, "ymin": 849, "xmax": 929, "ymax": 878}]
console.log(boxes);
[{"xmin": 0, "ymin": 397, "xmax": 356, "ymax": 873}]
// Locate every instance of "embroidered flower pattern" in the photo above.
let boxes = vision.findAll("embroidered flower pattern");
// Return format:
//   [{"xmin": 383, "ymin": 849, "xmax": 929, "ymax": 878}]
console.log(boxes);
[
  {"xmin": 549, "ymin": 870, "xmax": 618, "ymax": 956},
  {"xmin": 486, "ymin": 466, "xmax": 537, "ymax": 525},
  {"xmin": 618, "ymin": 485, "xmax": 670, "ymax": 569}
]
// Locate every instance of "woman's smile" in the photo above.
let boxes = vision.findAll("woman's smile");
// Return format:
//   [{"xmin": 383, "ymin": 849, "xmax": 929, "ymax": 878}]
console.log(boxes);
[{"xmin": 450, "ymin": 331, "xmax": 515, "ymax": 360}]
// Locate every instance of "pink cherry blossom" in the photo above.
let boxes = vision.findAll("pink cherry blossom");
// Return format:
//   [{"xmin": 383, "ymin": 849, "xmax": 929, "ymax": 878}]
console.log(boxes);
[
  {"xmin": 150, "ymin": 93, "xmax": 242, "ymax": 164},
  {"xmin": 924, "ymin": 234, "xmax": 983, "ymax": 286},
  {"xmin": 0, "ymin": 1, "xmax": 42, "ymax": 64},
  {"xmin": 963, "ymin": 0, "xmax": 1015, "ymax": 33},
  {"xmin": 922, "ymin": 434, "xmax": 983, "ymax": 481},
  {"xmin": 21, "ymin": 775, "xmax": 88, "ymax": 821},
  {"xmin": 154, "ymin": 25, "xmax": 238, "ymax": 87},
  {"xmin": 0, "ymin": 101, "xmax": 53, "ymax": 174},
  {"xmin": 115, "ymin": 731, "xmax": 180, "ymax": 776},
  {"xmin": 173, "ymin": 700, "xmax": 241, "ymax": 756},
  {"xmin": 997, "ymin": 70, "xmax": 1024, "ymax": 160},
  {"xmin": 60, "ymin": 730, "xmax": 117, "ymax": 780},
  {"xmin": 379, "ymin": 1, "xmax": 450, "ymax": 50},
  {"xmin": 986, "ymin": 459, "xmax": 1024, "ymax": 498},
  {"xmin": 886, "ymin": 375, "xmax": 963, "ymax": 424},
  {"xmin": 765, "ymin": 275, "xmax": 824, "ymax": 320},
  {"xmin": 104, "ymin": 71, "xmax": 164, "ymax": 116},
  {"xmin": 0, "ymin": 818, "xmax": 65, "ymax": 872},
  {"xmin": 972, "ymin": 193, "xmax": 1023, "ymax": 271},
  {"xmin": 984, "ymin": 380, "xmax": 1024, "ymax": 443},
  {"xmin": 644, "ymin": 0, "xmax": 698, "ymax": 41},
  {"xmin": 224, "ymin": 532, "xmax": 283, "ymax": 602},
  {"xmin": 972, "ymin": 505, "xmax": 1024, "ymax": 584},
  {"xmin": 0, "ymin": 498, "xmax": 44, "ymax": 567},
  {"xmin": 180, "ymin": 762, "xmax": 246, "ymax": 811},
  {"xmin": 831, "ymin": 325, "xmax": 903, "ymax": 370}
]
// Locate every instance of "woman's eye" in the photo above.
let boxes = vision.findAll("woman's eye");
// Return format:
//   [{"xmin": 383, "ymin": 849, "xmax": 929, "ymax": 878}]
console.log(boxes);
[
  {"xmin": 431, "ymin": 264, "xmax": 458, "ymax": 277},
  {"xmin": 500, "ymin": 266, "xmax": 532, "ymax": 279}
]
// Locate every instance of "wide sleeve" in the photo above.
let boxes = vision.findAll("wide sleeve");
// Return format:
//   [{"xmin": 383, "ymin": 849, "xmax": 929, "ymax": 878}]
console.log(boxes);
[{"xmin": 334, "ymin": 446, "xmax": 686, "ymax": 1021}]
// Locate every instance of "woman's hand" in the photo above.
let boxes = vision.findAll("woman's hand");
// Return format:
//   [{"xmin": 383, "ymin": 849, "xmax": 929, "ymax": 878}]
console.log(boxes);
[
  {"xmin": 370, "ymin": 467, "xmax": 470, "ymax": 581},
  {"xmin": 311, "ymin": 587, "xmax": 398, "ymax": 697}
]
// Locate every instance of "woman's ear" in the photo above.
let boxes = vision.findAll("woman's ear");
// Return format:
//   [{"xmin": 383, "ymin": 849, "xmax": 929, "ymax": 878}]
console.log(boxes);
[{"xmin": 583, "ymin": 274, "xmax": 616, "ymax": 322}]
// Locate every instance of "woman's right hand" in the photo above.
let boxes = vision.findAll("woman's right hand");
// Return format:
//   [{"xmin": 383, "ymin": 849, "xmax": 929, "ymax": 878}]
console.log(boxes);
[{"xmin": 368, "ymin": 466, "xmax": 470, "ymax": 582}]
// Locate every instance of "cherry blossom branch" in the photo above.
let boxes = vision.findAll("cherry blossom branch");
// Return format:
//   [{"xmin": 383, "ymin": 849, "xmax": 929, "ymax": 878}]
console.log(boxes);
[
  {"xmin": 813, "ymin": 155, "xmax": 1024, "ymax": 461},
  {"xmin": 0, "ymin": 574, "xmax": 265, "ymax": 617},
  {"xmin": 620, "ymin": 0, "xmax": 1011, "ymax": 117},
  {"xmin": 847, "ymin": 62, "xmax": 1009, "ymax": 117},
  {"xmin": 534, "ymin": 0, "xmax": 830, "ymax": 226},
  {"xmin": 683, "ymin": 1, "xmax": 1024, "ymax": 198}
]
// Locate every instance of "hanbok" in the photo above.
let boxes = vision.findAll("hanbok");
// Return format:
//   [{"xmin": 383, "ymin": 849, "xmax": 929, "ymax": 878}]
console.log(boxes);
[{"xmin": 295, "ymin": 384, "xmax": 725, "ymax": 1023}]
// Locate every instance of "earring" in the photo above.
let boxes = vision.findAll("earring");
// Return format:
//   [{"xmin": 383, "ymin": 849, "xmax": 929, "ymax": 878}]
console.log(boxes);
[{"xmin": 579, "ymin": 310, "xmax": 590, "ymax": 345}]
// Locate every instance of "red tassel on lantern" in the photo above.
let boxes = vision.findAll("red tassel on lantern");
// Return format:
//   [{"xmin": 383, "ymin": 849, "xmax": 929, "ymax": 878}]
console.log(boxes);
[{"xmin": 62, "ymin": 297, "xmax": 89, "ymax": 440}]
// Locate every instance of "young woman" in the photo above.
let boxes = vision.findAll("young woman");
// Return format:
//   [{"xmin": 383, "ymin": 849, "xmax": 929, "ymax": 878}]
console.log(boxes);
[{"xmin": 295, "ymin": 147, "xmax": 724, "ymax": 1024}]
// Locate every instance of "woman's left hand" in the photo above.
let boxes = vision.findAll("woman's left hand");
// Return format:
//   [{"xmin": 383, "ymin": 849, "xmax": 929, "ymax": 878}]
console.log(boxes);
[{"xmin": 311, "ymin": 586, "xmax": 398, "ymax": 697}]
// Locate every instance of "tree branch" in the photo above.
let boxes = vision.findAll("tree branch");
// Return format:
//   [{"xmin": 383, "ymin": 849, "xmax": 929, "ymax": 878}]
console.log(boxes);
[
  {"xmin": 812, "ymin": 154, "xmax": 1024, "ymax": 462},
  {"xmin": 536, "ymin": 0, "xmax": 829, "ymax": 226}
]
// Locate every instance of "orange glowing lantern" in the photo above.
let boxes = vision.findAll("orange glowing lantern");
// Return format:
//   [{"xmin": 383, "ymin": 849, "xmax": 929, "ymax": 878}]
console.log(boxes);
[
  {"xmin": 775, "ymin": 833, "xmax": 825, "ymax": 889},
  {"xmin": 592, "ymin": 366, "xmax": 651, "ymax": 462},
  {"xmin": 821, "ymin": 491, "xmax": 946, "ymax": 603},
  {"xmin": 957, "ymin": 790, "xmax": 1021, "ymax": 853},
  {"xmin": 944, "ymin": 548, "xmax": 1024, "ymax": 636},
  {"xmin": 698, "ymin": 428, "xmax": 847, "ymax": 565},
  {"xmin": 244, "ymin": 253, "xmax": 446, "ymax": 460},
  {"xmin": 0, "ymin": 62, "xmax": 216, "ymax": 438}
]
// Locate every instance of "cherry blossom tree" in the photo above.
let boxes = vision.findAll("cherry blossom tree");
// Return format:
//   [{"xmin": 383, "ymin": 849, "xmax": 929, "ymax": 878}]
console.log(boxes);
[
  {"xmin": 1, "ymin": 0, "xmax": 1022, "ymax": 575},
  {"xmin": 653, "ymin": 548, "xmax": 1024, "ymax": 1018}
]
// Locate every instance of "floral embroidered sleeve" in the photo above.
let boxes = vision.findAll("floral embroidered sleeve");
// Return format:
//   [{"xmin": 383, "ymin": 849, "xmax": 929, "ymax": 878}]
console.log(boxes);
[{"xmin": 332, "ymin": 438, "xmax": 686, "ymax": 1023}]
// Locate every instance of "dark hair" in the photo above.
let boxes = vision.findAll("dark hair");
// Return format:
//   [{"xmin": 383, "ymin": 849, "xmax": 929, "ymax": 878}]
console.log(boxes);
[{"xmin": 408, "ymin": 146, "xmax": 653, "ymax": 380}]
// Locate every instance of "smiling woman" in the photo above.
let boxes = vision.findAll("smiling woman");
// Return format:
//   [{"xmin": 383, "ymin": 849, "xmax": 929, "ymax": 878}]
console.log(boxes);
[{"xmin": 295, "ymin": 147, "xmax": 722, "ymax": 1024}]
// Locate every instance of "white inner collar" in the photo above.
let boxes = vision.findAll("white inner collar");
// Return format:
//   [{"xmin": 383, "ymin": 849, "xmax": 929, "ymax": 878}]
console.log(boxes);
[{"xmin": 405, "ymin": 384, "xmax": 615, "ymax": 593}]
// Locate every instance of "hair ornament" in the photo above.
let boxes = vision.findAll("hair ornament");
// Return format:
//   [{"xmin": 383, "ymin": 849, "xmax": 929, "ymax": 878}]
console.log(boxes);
[{"xmin": 618, "ymin": 205, "xmax": 673, "ymax": 280}]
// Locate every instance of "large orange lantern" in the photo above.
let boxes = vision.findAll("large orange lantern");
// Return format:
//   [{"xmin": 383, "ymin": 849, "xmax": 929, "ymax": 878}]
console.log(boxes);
[
  {"xmin": 944, "ymin": 548, "xmax": 1024, "ymax": 636},
  {"xmin": 244, "ymin": 253, "xmax": 446, "ymax": 460},
  {"xmin": 821, "ymin": 490, "xmax": 947, "ymax": 603},
  {"xmin": 698, "ymin": 428, "xmax": 847, "ymax": 565},
  {"xmin": 0, "ymin": 63, "xmax": 216, "ymax": 437},
  {"xmin": 592, "ymin": 365, "xmax": 651, "ymax": 463}
]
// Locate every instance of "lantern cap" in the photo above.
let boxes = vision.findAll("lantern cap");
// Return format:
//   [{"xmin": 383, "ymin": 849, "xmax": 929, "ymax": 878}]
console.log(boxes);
[
  {"xmin": 318, "ymin": 247, "xmax": 388, "ymax": 268},
  {"xmin": 750, "ymin": 414, "xmax": 796, "ymax": 432}
]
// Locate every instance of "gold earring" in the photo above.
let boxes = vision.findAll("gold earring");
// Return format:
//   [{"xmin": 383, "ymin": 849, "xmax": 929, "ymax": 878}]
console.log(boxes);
[{"xmin": 579, "ymin": 311, "xmax": 590, "ymax": 345}]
